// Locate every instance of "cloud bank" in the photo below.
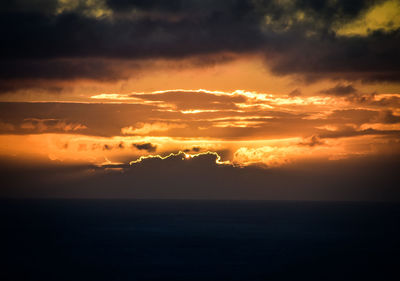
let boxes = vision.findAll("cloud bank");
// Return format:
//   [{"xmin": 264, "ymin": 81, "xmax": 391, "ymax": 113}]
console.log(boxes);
[{"xmin": 1, "ymin": 0, "xmax": 400, "ymax": 92}]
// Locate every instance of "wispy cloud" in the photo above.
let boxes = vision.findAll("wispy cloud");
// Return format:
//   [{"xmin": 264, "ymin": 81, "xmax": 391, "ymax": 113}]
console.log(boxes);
[{"xmin": 121, "ymin": 122, "xmax": 186, "ymax": 135}]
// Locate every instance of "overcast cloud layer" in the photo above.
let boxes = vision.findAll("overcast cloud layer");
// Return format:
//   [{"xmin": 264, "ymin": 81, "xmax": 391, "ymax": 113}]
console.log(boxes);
[{"xmin": 1, "ymin": 0, "xmax": 400, "ymax": 87}]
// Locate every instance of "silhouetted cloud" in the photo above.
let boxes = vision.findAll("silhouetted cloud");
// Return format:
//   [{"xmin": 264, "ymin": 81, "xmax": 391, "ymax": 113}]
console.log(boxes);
[
  {"xmin": 1, "ymin": 154, "xmax": 399, "ymax": 201},
  {"xmin": 133, "ymin": 142, "xmax": 157, "ymax": 152},
  {"xmin": 320, "ymin": 84, "xmax": 357, "ymax": 96}
]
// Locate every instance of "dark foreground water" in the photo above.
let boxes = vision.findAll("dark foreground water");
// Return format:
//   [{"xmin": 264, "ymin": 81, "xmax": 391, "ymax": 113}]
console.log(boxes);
[{"xmin": 1, "ymin": 200, "xmax": 399, "ymax": 281}]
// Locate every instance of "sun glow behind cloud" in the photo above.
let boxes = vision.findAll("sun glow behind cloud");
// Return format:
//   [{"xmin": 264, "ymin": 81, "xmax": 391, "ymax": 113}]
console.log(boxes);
[{"xmin": 1, "ymin": 87, "xmax": 400, "ymax": 170}]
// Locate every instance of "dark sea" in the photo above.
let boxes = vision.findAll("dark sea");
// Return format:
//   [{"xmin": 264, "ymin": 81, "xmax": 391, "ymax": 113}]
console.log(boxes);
[{"xmin": 1, "ymin": 200, "xmax": 399, "ymax": 281}]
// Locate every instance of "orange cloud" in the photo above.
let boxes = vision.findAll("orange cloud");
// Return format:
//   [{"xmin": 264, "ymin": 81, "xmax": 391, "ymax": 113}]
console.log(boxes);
[
  {"xmin": 121, "ymin": 122, "xmax": 187, "ymax": 135},
  {"xmin": 20, "ymin": 118, "xmax": 87, "ymax": 132}
]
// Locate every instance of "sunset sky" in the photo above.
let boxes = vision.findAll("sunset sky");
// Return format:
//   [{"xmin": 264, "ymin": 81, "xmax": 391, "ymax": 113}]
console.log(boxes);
[{"xmin": 1, "ymin": 0, "xmax": 400, "ymax": 200}]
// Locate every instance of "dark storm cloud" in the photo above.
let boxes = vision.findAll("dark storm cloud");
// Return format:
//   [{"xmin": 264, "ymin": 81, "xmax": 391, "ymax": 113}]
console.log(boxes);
[
  {"xmin": 106, "ymin": 0, "xmax": 186, "ymax": 12},
  {"xmin": 0, "ymin": 80, "xmax": 65, "ymax": 94},
  {"xmin": 264, "ymin": 30, "xmax": 400, "ymax": 82},
  {"xmin": 133, "ymin": 142, "xmax": 157, "ymax": 152},
  {"xmin": 0, "ymin": 59, "xmax": 135, "ymax": 81},
  {"xmin": 0, "ymin": 0, "xmax": 399, "ymax": 84},
  {"xmin": 0, "ymin": 0, "xmax": 58, "ymax": 14},
  {"xmin": 0, "ymin": 1, "xmax": 261, "ymax": 60}
]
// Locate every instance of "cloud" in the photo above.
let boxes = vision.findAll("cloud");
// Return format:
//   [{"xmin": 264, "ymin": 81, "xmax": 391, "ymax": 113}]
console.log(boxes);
[
  {"xmin": 318, "ymin": 127, "xmax": 400, "ymax": 139},
  {"xmin": 1, "ymin": 86, "xmax": 399, "ymax": 142},
  {"xmin": 2, "ymin": 154, "xmax": 400, "ymax": 201},
  {"xmin": 327, "ymin": 109, "xmax": 379, "ymax": 124},
  {"xmin": 190, "ymin": 146, "xmax": 201, "ymax": 152},
  {"xmin": 298, "ymin": 135, "xmax": 325, "ymax": 147},
  {"xmin": 0, "ymin": 80, "xmax": 65, "ymax": 95},
  {"xmin": 347, "ymin": 93, "xmax": 400, "ymax": 108},
  {"xmin": 320, "ymin": 84, "xmax": 357, "ymax": 96},
  {"xmin": 0, "ymin": 121, "xmax": 15, "ymax": 131},
  {"xmin": 1, "ymin": 93, "xmax": 399, "ymax": 141},
  {"xmin": 0, "ymin": 102, "xmax": 165, "ymax": 137},
  {"xmin": 19, "ymin": 118, "xmax": 87, "ymax": 132},
  {"xmin": 375, "ymin": 110, "xmax": 400, "ymax": 124},
  {"xmin": 288, "ymin": 89, "xmax": 301, "ymax": 97},
  {"xmin": 130, "ymin": 90, "xmax": 247, "ymax": 111},
  {"xmin": 121, "ymin": 122, "xmax": 186, "ymax": 135},
  {"xmin": 335, "ymin": 0, "xmax": 400, "ymax": 37},
  {"xmin": 129, "ymin": 150, "xmax": 227, "ymax": 166},
  {"xmin": 0, "ymin": 0, "xmax": 399, "ymax": 84},
  {"xmin": 182, "ymin": 146, "xmax": 206, "ymax": 153},
  {"xmin": 232, "ymin": 146, "xmax": 304, "ymax": 167},
  {"xmin": 103, "ymin": 144, "xmax": 112, "ymax": 150},
  {"xmin": 56, "ymin": 0, "xmax": 112, "ymax": 18},
  {"xmin": 133, "ymin": 142, "xmax": 157, "ymax": 152}
]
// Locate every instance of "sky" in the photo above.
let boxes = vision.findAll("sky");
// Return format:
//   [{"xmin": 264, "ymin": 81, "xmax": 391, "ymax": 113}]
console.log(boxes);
[{"xmin": 1, "ymin": 0, "xmax": 400, "ymax": 200}]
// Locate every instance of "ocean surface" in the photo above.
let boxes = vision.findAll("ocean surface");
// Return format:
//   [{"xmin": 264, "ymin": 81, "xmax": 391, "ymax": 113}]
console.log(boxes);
[{"xmin": 1, "ymin": 200, "xmax": 399, "ymax": 281}]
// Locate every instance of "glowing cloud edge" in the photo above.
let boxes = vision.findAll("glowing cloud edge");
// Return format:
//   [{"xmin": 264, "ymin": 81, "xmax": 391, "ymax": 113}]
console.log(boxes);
[{"xmin": 129, "ymin": 151, "xmax": 230, "ymax": 166}]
